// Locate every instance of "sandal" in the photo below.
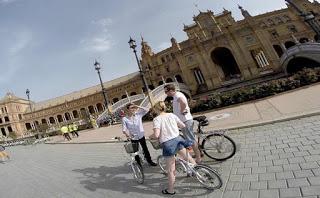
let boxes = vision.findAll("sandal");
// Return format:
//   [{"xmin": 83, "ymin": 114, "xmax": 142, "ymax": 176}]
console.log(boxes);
[{"xmin": 162, "ymin": 189, "xmax": 176, "ymax": 195}]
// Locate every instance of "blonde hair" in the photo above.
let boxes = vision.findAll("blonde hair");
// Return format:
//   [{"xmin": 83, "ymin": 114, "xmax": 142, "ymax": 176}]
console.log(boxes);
[{"xmin": 152, "ymin": 101, "xmax": 167, "ymax": 115}]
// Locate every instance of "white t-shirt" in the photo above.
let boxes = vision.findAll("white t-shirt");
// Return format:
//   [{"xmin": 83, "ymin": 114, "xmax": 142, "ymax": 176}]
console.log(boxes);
[
  {"xmin": 173, "ymin": 91, "xmax": 193, "ymax": 122},
  {"xmin": 153, "ymin": 113, "xmax": 184, "ymax": 143},
  {"xmin": 122, "ymin": 108, "xmax": 148, "ymax": 140}
]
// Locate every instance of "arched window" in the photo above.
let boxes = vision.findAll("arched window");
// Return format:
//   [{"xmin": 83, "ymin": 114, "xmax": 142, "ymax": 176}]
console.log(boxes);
[
  {"xmin": 121, "ymin": 95, "xmax": 126, "ymax": 99},
  {"xmin": 158, "ymin": 81, "xmax": 164, "ymax": 85},
  {"xmin": 130, "ymin": 92, "xmax": 137, "ymax": 96},
  {"xmin": 113, "ymin": 98, "xmax": 119, "ymax": 103},
  {"xmin": 41, "ymin": 119, "xmax": 47, "ymax": 124}
]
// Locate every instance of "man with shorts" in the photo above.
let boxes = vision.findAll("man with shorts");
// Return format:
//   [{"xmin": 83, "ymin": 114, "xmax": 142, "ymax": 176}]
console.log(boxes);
[{"xmin": 164, "ymin": 84, "xmax": 202, "ymax": 163}]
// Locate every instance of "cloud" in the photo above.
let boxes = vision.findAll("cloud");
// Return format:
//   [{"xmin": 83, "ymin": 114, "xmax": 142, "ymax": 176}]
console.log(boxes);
[
  {"xmin": 157, "ymin": 42, "xmax": 171, "ymax": 51},
  {"xmin": 81, "ymin": 17, "xmax": 115, "ymax": 52}
]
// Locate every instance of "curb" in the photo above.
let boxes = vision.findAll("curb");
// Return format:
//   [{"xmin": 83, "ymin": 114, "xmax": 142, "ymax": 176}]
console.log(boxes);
[{"xmin": 222, "ymin": 111, "xmax": 320, "ymax": 131}]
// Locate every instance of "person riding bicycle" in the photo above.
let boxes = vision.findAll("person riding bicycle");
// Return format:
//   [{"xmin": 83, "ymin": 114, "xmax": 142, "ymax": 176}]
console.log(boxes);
[
  {"xmin": 164, "ymin": 84, "xmax": 202, "ymax": 163},
  {"xmin": 122, "ymin": 103, "xmax": 157, "ymax": 167},
  {"xmin": 150, "ymin": 101, "xmax": 196, "ymax": 195}
]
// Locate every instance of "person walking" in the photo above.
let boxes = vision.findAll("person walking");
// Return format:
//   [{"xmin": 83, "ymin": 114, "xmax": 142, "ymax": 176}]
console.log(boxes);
[
  {"xmin": 122, "ymin": 103, "xmax": 157, "ymax": 167},
  {"xmin": 61, "ymin": 125, "xmax": 71, "ymax": 141},
  {"xmin": 150, "ymin": 101, "xmax": 196, "ymax": 195},
  {"xmin": 72, "ymin": 122, "xmax": 79, "ymax": 137},
  {"xmin": 164, "ymin": 84, "xmax": 202, "ymax": 163}
]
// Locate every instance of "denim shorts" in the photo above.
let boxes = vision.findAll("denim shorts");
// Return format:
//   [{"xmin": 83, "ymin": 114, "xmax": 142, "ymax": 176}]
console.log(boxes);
[
  {"xmin": 181, "ymin": 120, "xmax": 196, "ymax": 143},
  {"xmin": 162, "ymin": 136, "xmax": 193, "ymax": 157}
]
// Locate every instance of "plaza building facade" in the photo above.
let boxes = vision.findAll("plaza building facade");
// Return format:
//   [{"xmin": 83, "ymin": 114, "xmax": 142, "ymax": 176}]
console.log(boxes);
[{"xmin": 1, "ymin": 0, "xmax": 320, "ymax": 138}]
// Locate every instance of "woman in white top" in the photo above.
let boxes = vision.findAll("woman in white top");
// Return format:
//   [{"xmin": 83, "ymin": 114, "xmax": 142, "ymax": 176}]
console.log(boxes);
[{"xmin": 150, "ymin": 101, "xmax": 196, "ymax": 195}]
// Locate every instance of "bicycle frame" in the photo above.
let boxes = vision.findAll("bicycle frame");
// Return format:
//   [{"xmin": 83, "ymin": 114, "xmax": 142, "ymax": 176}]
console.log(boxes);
[{"xmin": 195, "ymin": 123, "xmax": 228, "ymax": 147}]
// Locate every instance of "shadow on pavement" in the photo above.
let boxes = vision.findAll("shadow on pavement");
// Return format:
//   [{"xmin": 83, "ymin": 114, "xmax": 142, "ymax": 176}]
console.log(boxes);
[{"xmin": 73, "ymin": 163, "xmax": 219, "ymax": 197}]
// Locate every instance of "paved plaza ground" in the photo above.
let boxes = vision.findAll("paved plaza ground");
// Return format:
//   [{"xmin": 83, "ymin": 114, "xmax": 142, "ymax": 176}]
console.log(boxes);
[{"xmin": 1, "ymin": 114, "xmax": 320, "ymax": 198}]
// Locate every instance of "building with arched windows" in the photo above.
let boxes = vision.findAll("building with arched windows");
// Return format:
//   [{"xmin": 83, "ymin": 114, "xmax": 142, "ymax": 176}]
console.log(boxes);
[{"xmin": 2, "ymin": 0, "xmax": 320, "ymax": 137}]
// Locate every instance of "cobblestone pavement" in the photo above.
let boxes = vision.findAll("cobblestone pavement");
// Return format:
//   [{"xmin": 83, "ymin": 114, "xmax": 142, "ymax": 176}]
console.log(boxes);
[{"xmin": 1, "ymin": 115, "xmax": 320, "ymax": 198}]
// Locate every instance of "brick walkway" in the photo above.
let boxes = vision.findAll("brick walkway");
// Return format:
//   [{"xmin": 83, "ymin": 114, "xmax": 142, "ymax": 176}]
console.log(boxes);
[{"xmin": 1, "ymin": 115, "xmax": 320, "ymax": 198}]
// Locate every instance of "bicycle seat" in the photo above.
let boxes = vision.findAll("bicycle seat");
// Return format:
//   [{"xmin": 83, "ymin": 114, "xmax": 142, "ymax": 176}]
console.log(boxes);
[
  {"xmin": 193, "ymin": 116, "xmax": 209, "ymax": 126},
  {"xmin": 193, "ymin": 116, "xmax": 207, "ymax": 122}
]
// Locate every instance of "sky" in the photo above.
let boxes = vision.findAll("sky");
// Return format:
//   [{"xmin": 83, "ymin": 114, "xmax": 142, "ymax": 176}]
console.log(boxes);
[{"xmin": 0, "ymin": 0, "xmax": 289, "ymax": 102}]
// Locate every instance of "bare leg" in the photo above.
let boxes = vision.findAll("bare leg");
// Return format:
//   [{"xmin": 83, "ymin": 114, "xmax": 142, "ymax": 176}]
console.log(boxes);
[
  {"xmin": 166, "ymin": 156, "xmax": 176, "ymax": 193},
  {"xmin": 192, "ymin": 141, "xmax": 202, "ymax": 163},
  {"xmin": 177, "ymin": 148, "xmax": 196, "ymax": 165}
]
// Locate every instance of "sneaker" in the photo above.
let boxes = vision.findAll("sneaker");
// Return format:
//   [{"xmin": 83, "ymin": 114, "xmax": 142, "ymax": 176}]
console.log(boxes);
[{"xmin": 148, "ymin": 161, "xmax": 157, "ymax": 166}]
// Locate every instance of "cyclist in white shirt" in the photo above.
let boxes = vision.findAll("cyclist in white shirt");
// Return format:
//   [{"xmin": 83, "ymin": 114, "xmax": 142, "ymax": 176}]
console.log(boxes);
[
  {"xmin": 150, "ymin": 101, "xmax": 196, "ymax": 195},
  {"xmin": 164, "ymin": 84, "xmax": 202, "ymax": 163},
  {"xmin": 122, "ymin": 103, "xmax": 157, "ymax": 166}
]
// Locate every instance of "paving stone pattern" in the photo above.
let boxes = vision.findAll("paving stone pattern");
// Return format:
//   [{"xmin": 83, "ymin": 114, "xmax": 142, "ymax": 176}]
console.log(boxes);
[{"xmin": 1, "ymin": 115, "xmax": 320, "ymax": 198}]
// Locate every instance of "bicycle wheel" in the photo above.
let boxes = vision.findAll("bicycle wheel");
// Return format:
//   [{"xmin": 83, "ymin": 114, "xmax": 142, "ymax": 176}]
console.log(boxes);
[
  {"xmin": 193, "ymin": 164, "xmax": 223, "ymax": 190},
  {"xmin": 131, "ymin": 161, "xmax": 144, "ymax": 184},
  {"xmin": 202, "ymin": 134, "xmax": 236, "ymax": 161},
  {"xmin": 157, "ymin": 155, "xmax": 186, "ymax": 176}
]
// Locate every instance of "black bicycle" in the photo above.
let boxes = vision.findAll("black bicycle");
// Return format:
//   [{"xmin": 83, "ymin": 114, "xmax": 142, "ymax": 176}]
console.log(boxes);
[{"xmin": 192, "ymin": 116, "xmax": 236, "ymax": 161}]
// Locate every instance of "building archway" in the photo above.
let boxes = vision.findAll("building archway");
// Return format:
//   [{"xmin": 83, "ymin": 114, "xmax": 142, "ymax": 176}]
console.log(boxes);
[
  {"xmin": 175, "ymin": 75, "xmax": 184, "ymax": 83},
  {"xmin": 273, "ymin": 45, "xmax": 284, "ymax": 57},
  {"xmin": 130, "ymin": 92, "xmax": 137, "ymax": 96},
  {"xmin": 88, "ymin": 105, "xmax": 95, "ymax": 114},
  {"xmin": 80, "ymin": 108, "xmax": 87, "ymax": 119},
  {"xmin": 286, "ymin": 57, "xmax": 320, "ymax": 74},
  {"xmin": 113, "ymin": 98, "xmax": 119, "ymax": 103},
  {"xmin": 121, "ymin": 95, "xmax": 126, "ymax": 99},
  {"xmin": 49, "ymin": 117, "xmax": 55, "ymax": 124},
  {"xmin": 1, "ymin": 128, "xmax": 6, "ymax": 136},
  {"xmin": 41, "ymin": 119, "xmax": 47, "ymax": 125},
  {"xmin": 57, "ymin": 115, "xmax": 63, "ymax": 123},
  {"xmin": 285, "ymin": 41, "xmax": 296, "ymax": 49},
  {"xmin": 96, "ymin": 103, "xmax": 104, "ymax": 112},
  {"xmin": 299, "ymin": 38, "xmax": 309, "ymax": 43},
  {"xmin": 25, "ymin": 123, "xmax": 32, "ymax": 130},
  {"xmin": 72, "ymin": 110, "xmax": 79, "ymax": 119},
  {"xmin": 65, "ymin": 112, "xmax": 71, "ymax": 121},
  {"xmin": 211, "ymin": 47, "xmax": 241, "ymax": 80},
  {"xmin": 166, "ymin": 78, "xmax": 173, "ymax": 83},
  {"xmin": 158, "ymin": 81, "xmax": 164, "ymax": 86}
]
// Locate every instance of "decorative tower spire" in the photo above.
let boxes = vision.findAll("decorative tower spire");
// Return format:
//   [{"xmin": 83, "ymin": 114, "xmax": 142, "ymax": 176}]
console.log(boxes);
[
  {"xmin": 238, "ymin": 4, "xmax": 251, "ymax": 18},
  {"xmin": 140, "ymin": 36, "xmax": 153, "ymax": 57}
]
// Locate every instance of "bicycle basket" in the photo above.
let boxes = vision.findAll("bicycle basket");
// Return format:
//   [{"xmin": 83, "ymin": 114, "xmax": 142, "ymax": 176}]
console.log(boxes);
[
  {"xmin": 124, "ymin": 142, "xmax": 139, "ymax": 153},
  {"xmin": 149, "ymin": 139, "xmax": 162, "ymax": 150}
]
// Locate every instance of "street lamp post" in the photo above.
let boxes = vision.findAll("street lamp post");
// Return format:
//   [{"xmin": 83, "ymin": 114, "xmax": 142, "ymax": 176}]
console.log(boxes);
[
  {"xmin": 25, "ymin": 89, "xmax": 38, "ymax": 137},
  {"xmin": 285, "ymin": 0, "xmax": 320, "ymax": 42},
  {"xmin": 94, "ymin": 60, "xmax": 111, "ymax": 114},
  {"xmin": 128, "ymin": 37, "xmax": 154, "ymax": 107}
]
